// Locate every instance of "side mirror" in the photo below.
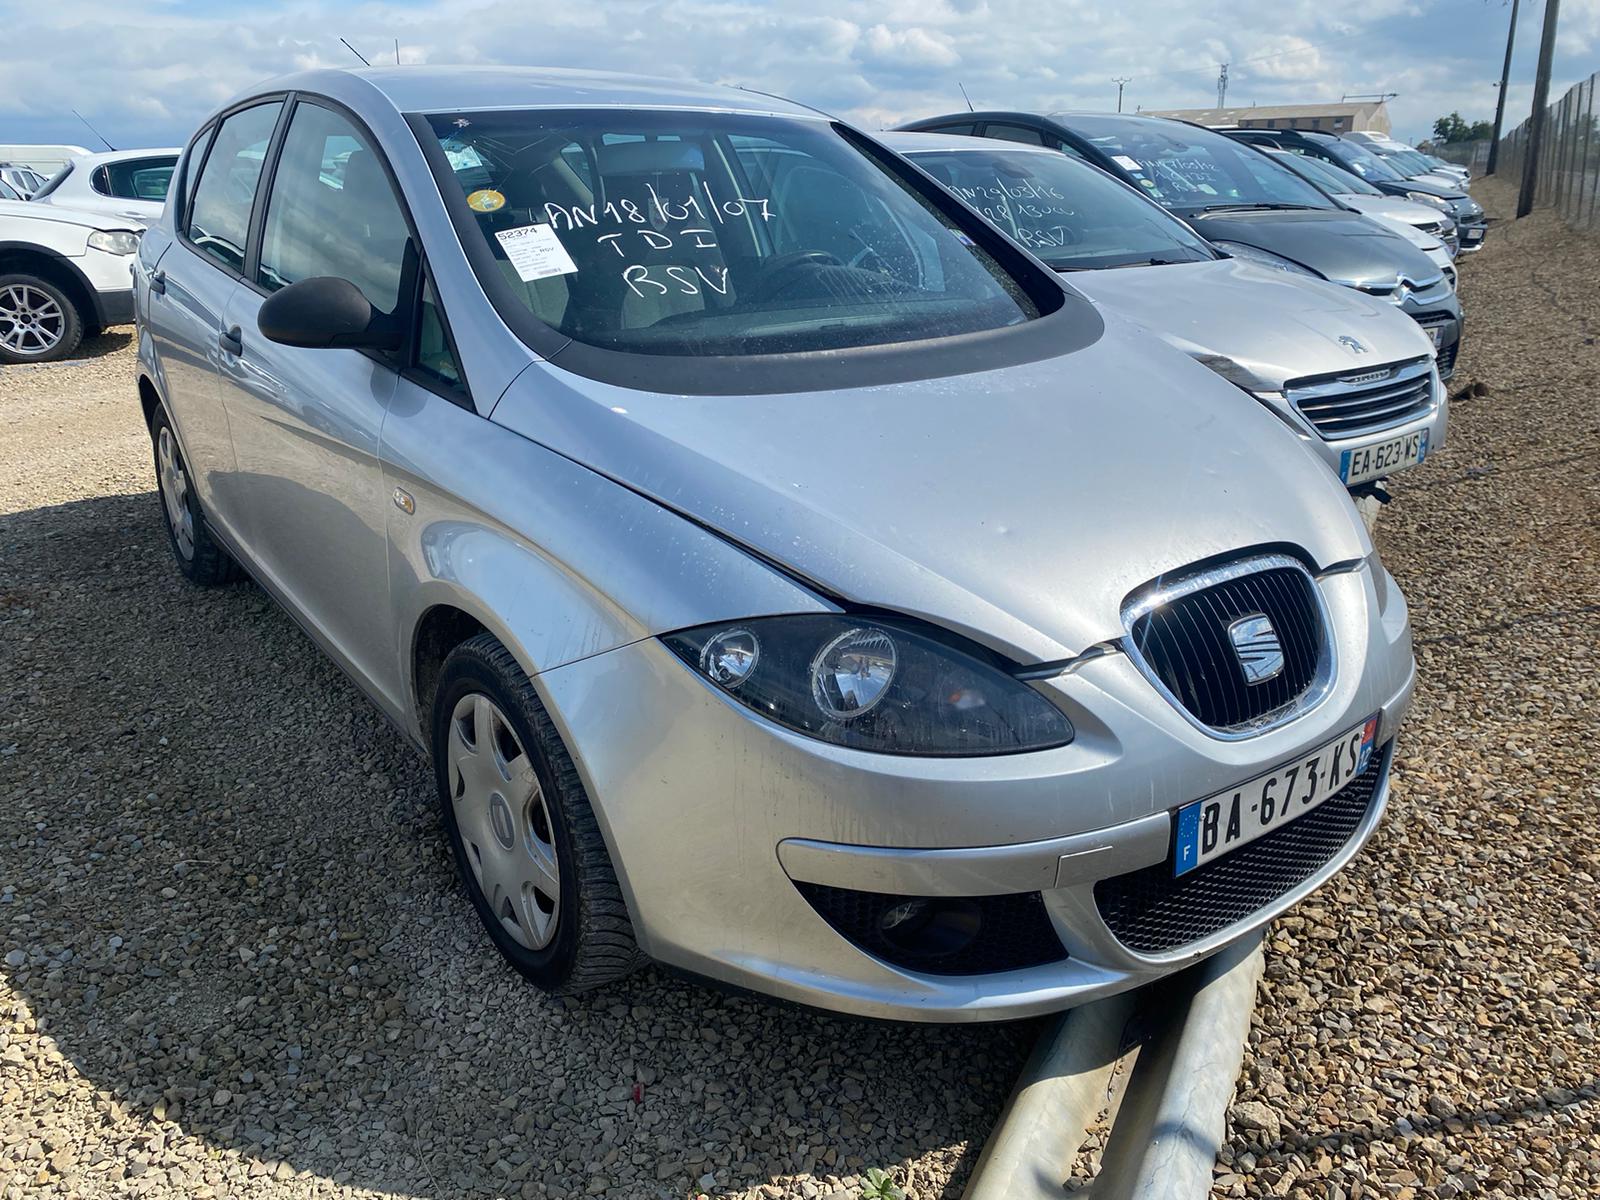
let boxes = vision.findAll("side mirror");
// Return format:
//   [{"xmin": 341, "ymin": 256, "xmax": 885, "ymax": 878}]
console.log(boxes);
[{"xmin": 257, "ymin": 276, "xmax": 403, "ymax": 352}]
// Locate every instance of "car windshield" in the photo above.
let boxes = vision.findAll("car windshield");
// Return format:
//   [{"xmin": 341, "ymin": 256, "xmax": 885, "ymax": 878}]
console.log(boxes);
[
  {"xmin": 1316, "ymin": 139, "xmax": 1405, "ymax": 184},
  {"xmin": 1053, "ymin": 116, "xmax": 1335, "ymax": 216},
  {"xmin": 1269, "ymin": 151, "xmax": 1382, "ymax": 196},
  {"xmin": 904, "ymin": 144, "xmax": 1215, "ymax": 271},
  {"xmin": 1382, "ymin": 149, "xmax": 1435, "ymax": 176},
  {"xmin": 419, "ymin": 109, "xmax": 1045, "ymax": 358}
]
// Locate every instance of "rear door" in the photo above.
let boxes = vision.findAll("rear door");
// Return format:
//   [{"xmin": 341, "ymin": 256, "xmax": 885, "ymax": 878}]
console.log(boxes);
[
  {"xmin": 144, "ymin": 101, "xmax": 283, "ymax": 523},
  {"xmin": 217, "ymin": 98, "xmax": 412, "ymax": 706}
]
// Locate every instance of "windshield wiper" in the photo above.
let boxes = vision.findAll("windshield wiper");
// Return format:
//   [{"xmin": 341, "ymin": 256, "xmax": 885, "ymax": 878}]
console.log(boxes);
[{"xmin": 1195, "ymin": 202, "xmax": 1320, "ymax": 213}]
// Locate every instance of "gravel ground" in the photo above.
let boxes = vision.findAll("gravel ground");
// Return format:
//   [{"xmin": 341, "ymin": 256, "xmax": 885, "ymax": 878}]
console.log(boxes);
[
  {"xmin": 2, "ymin": 178, "xmax": 1595, "ymax": 1200},
  {"xmin": 0, "ymin": 350, "xmax": 1031, "ymax": 1195},
  {"xmin": 1218, "ymin": 181, "xmax": 1600, "ymax": 1198}
]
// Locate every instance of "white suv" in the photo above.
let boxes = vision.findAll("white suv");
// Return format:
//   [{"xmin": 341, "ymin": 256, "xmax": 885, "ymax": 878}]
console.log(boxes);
[
  {"xmin": 30, "ymin": 149, "xmax": 180, "ymax": 226},
  {"xmin": 0, "ymin": 200, "xmax": 141, "ymax": 362}
]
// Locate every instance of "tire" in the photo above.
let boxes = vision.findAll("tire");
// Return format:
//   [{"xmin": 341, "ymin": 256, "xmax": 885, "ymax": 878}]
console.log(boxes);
[
  {"xmin": 0, "ymin": 273, "xmax": 83, "ymax": 364},
  {"xmin": 148, "ymin": 405, "xmax": 241, "ymax": 585},
  {"xmin": 432, "ymin": 633, "xmax": 644, "ymax": 993}
]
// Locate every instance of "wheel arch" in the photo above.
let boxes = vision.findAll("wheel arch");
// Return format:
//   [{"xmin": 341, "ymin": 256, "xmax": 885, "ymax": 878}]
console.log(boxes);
[{"xmin": 0, "ymin": 243, "xmax": 99, "ymax": 334}]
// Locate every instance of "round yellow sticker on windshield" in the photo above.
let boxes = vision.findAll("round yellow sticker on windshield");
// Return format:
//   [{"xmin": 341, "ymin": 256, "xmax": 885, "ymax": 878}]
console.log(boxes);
[{"xmin": 466, "ymin": 189, "xmax": 506, "ymax": 213}]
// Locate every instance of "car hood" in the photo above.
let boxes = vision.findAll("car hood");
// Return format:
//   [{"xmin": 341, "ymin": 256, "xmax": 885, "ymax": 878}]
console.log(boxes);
[
  {"xmin": 1375, "ymin": 178, "xmax": 1468, "ymax": 204},
  {"xmin": 1335, "ymin": 193, "xmax": 1449, "ymax": 229},
  {"xmin": 1067, "ymin": 258, "xmax": 1435, "ymax": 392},
  {"xmin": 0, "ymin": 198, "xmax": 131, "ymax": 232},
  {"xmin": 1188, "ymin": 207, "xmax": 1442, "ymax": 291},
  {"xmin": 489, "ymin": 312, "xmax": 1368, "ymax": 664}
]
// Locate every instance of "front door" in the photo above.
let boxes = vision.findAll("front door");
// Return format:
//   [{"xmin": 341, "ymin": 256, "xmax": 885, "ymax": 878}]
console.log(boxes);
[{"xmin": 218, "ymin": 99, "xmax": 414, "ymax": 711}]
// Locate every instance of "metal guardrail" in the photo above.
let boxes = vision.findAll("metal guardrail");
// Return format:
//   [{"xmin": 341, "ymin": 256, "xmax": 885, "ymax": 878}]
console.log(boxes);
[{"xmin": 962, "ymin": 935, "xmax": 1266, "ymax": 1200}]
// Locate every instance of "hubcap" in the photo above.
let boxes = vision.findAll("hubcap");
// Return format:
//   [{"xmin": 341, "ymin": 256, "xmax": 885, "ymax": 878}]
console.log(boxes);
[
  {"xmin": 156, "ymin": 427, "xmax": 195, "ymax": 560},
  {"xmin": 447, "ymin": 694, "xmax": 561, "ymax": 951},
  {"xmin": 0, "ymin": 284, "xmax": 66, "ymax": 357}
]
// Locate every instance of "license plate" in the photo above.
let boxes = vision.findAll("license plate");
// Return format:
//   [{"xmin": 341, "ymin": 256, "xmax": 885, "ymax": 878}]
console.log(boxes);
[
  {"xmin": 1174, "ymin": 715, "xmax": 1379, "ymax": 876},
  {"xmin": 1340, "ymin": 428, "xmax": 1428, "ymax": 484},
  {"xmin": 1425, "ymin": 324, "xmax": 1445, "ymax": 347}
]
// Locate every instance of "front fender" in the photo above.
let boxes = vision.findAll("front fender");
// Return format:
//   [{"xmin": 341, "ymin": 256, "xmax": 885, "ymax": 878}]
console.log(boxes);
[{"xmin": 383, "ymin": 388, "xmax": 830, "ymax": 742}]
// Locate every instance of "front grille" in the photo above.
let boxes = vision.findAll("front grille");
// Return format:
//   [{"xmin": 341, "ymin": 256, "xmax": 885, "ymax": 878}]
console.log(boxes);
[
  {"xmin": 795, "ymin": 883, "xmax": 1067, "ymax": 976},
  {"xmin": 1094, "ymin": 744, "xmax": 1388, "ymax": 954},
  {"xmin": 1286, "ymin": 360, "xmax": 1435, "ymax": 439},
  {"xmin": 1126, "ymin": 558, "xmax": 1327, "ymax": 733}
]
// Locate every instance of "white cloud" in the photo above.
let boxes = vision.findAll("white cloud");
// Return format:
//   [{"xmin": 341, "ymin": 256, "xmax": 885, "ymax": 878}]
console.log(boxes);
[{"xmin": 0, "ymin": 0, "xmax": 1586, "ymax": 148}]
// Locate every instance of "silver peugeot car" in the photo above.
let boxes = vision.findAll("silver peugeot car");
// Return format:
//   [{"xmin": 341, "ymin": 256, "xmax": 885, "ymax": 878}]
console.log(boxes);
[
  {"xmin": 133, "ymin": 67, "xmax": 1415, "ymax": 1021},
  {"xmin": 882, "ymin": 132, "xmax": 1448, "ymax": 496}
]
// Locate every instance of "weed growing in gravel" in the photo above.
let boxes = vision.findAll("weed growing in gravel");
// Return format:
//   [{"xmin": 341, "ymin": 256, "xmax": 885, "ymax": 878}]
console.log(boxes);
[{"xmin": 860, "ymin": 1167, "xmax": 907, "ymax": 1200}]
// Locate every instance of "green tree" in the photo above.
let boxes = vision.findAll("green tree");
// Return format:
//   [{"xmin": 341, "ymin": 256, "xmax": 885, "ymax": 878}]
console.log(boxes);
[{"xmin": 1432, "ymin": 111, "xmax": 1492, "ymax": 143}]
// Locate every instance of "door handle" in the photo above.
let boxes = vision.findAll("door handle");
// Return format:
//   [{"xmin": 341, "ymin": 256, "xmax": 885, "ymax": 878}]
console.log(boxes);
[
  {"xmin": 219, "ymin": 325, "xmax": 242, "ymax": 356},
  {"xmin": 149, "ymin": 269, "xmax": 166, "ymax": 296}
]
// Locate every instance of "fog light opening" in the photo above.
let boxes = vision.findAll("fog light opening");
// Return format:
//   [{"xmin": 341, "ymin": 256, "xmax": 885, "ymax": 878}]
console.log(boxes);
[{"xmin": 876, "ymin": 897, "xmax": 982, "ymax": 961}]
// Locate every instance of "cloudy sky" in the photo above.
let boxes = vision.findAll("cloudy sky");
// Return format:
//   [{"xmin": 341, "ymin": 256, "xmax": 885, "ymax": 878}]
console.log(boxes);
[{"xmin": 2, "ymin": 0, "xmax": 1596, "ymax": 152}]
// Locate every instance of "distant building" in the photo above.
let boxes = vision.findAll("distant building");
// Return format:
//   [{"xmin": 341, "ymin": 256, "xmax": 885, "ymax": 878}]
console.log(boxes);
[{"xmin": 1138, "ymin": 102, "xmax": 1392, "ymax": 135}]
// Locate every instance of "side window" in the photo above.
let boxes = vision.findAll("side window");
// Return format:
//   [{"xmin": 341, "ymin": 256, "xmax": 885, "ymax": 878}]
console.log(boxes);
[
  {"xmin": 928, "ymin": 122, "xmax": 977, "ymax": 137},
  {"xmin": 101, "ymin": 157, "xmax": 177, "ymax": 201},
  {"xmin": 1052, "ymin": 140, "xmax": 1091, "ymax": 163},
  {"xmin": 415, "ymin": 274, "xmax": 465, "ymax": 393},
  {"xmin": 257, "ymin": 102, "xmax": 411, "ymax": 317},
  {"xmin": 187, "ymin": 102, "xmax": 283, "ymax": 273},
  {"xmin": 983, "ymin": 123, "xmax": 1046, "ymax": 146}
]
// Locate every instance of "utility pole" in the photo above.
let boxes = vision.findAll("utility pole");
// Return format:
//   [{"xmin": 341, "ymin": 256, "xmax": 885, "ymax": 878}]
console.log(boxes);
[
  {"xmin": 1517, "ymin": 0, "xmax": 1561, "ymax": 216},
  {"xmin": 1487, "ymin": 0, "xmax": 1521, "ymax": 174},
  {"xmin": 1112, "ymin": 77, "xmax": 1132, "ymax": 112},
  {"xmin": 1217, "ymin": 63, "xmax": 1230, "ymax": 110}
]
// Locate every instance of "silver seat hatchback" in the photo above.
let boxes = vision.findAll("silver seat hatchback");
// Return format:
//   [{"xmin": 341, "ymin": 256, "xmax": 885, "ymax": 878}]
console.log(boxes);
[{"xmin": 134, "ymin": 67, "xmax": 1415, "ymax": 1021}]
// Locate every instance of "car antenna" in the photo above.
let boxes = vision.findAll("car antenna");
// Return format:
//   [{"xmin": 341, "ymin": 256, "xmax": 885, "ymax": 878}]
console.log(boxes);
[
  {"xmin": 958, "ymin": 83, "xmax": 975, "ymax": 112},
  {"xmin": 339, "ymin": 37, "xmax": 372, "ymax": 66},
  {"xmin": 71, "ymin": 110, "xmax": 116, "ymax": 152}
]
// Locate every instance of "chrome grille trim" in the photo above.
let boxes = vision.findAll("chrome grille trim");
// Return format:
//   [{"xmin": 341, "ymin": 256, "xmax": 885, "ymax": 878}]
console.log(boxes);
[
  {"xmin": 1120, "ymin": 553, "xmax": 1336, "ymax": 741},
  {"xmin": 1286, "ymin": 359, "xmax": 1435, "ymax": 440}
]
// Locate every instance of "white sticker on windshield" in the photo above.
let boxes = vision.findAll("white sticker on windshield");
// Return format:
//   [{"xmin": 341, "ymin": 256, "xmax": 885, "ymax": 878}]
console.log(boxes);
[
  {"xmin": 494, "ymin": 224, "xmax": 579, "ymax": 282},
  {"xmin": 1112, "ymin": 155, "xmax": 1144, "ymax": 173}
]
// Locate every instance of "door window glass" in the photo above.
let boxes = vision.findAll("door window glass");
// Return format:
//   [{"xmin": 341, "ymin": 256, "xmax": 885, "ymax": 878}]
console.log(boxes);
[
  {"xmin": 416, "ymin": 274, "xmax": 464, "ymax": 390},
  {"xmin": 983, "ymin": 123, "xmax": 1045, "ymax": 146},
  {"xmin": 257, "ymin": 103, "xmax": 411, "ymax": 316},
  {"xmin": 94, "ymin": 156, "xmax": 179, "ymax": 200},
  {"xmin": 187, "ymin": 102, "xmax": 283, "ymax": 273}
]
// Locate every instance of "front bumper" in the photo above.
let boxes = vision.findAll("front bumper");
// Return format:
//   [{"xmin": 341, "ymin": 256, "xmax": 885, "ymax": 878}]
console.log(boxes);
[
  {"xmin": 92, "ymin": 287, "xmax": 136, "ymax": 328},
  {"xmin": 1253, "ymin": 371, "xmax": 1450, "ymax": 491},
  {"xmin": 534, "ymin": 561, "xmax": 1414, "ymax": 1021}
]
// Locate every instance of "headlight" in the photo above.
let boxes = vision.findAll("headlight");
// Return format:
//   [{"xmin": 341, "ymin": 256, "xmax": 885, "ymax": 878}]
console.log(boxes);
[
  {"xmin": 1404, "ymin": 191, "xmax": 1450, "ymax": 213},
  {"xmin": 87, "ymin": 230, "xmax": 141, "ymax": 256},
  {"xmin": 1213, "ymin": 241, "xmax": 1322, "ymax": 280},
  {"xmin": 663, "ymin": 614, "xmax": 1074, "ymax": 756}
]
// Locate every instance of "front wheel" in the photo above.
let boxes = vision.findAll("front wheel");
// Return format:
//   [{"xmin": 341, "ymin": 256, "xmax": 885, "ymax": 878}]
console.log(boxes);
[
  {"xmin": 0, "ymin": 274, "xmax": 83, "ymax": 364},
  {"xmin": 432, "ymin": 633, "xmax": 644, "ymax": 993}
]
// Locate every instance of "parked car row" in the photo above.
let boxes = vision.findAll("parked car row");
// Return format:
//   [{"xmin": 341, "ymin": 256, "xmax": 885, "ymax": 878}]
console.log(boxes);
[
  {"xmin": 123, "ymin": 67, "xmax": 1432, "ymax": 1022},
  {"xmin": 0, "ymin": 147, "xmax": 182, "ymax": 362}
]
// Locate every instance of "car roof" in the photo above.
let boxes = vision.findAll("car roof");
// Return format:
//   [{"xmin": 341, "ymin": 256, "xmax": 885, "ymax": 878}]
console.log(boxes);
[
  {"xmin": 239, "ymin": 66, "xmax": 823, "ymax": 121},
  {"xmin": 877, "ymin": 129, "xmax": 1057, "ymax": 154},
  {"xmin": 68, "ymin": 148, "xmax": 182, "ymax": 167}
]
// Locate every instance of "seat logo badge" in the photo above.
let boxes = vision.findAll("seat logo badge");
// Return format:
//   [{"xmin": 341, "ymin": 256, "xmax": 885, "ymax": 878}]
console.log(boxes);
[
  {"xmin": 1338, "ymin": 335, "xmax": 1369, "ymax": 354},
  {"xmin": 1227, "ymin": 614, "xmax": 1285, "ymax": 685},
  {"xmin": 392, "ymin": 487, "xmax": 415, "ymax": 515}
]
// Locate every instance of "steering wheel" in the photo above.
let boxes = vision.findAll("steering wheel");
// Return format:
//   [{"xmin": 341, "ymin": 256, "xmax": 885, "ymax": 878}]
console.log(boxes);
[{"xmin": 746, "ymin": 250, "xmax": 845, "ymax": 301}]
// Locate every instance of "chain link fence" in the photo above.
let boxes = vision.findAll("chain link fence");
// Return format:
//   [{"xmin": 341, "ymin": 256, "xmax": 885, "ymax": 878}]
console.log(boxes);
[{"xmin": 1440, "ymin": 70, "xmax": 1600, "ymax": 231}]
